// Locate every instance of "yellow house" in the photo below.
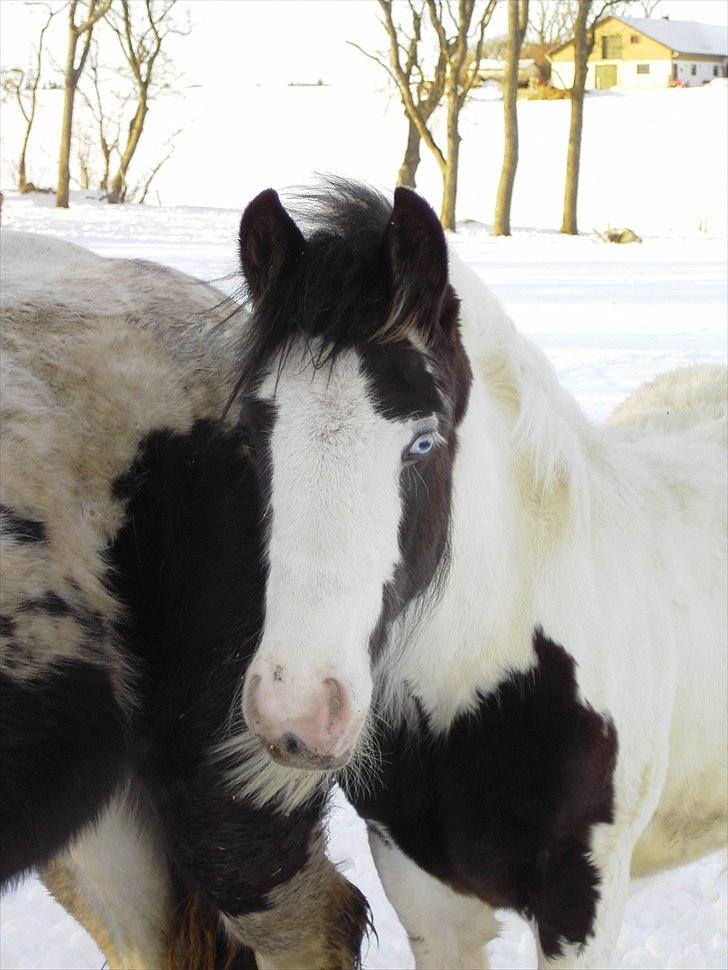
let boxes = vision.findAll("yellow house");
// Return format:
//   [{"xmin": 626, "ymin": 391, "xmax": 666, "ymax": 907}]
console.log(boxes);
[{"xmin": 549, "ymin": 16, "xmax": 728, "ymax": 90}]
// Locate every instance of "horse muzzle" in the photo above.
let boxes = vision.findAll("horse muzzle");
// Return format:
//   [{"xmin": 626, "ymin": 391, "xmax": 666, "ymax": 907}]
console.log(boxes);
[{"xmin": 243, "ymin": 672, "xmax": 357, "ymax": 770}]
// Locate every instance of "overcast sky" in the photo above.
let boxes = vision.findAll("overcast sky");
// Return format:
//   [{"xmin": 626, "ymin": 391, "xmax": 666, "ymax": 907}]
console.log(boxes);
[{"xmin": 1, "ymin": 0, "xmax": 727, "ymax": 89}]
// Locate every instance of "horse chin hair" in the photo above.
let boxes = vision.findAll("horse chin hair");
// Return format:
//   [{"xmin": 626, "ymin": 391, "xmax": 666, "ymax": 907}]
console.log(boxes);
[
  {"xmin": 214, "ymin": 717, "xmax": 383, "ymax": 815},
  {"xmin": 215, "ymin": 730, "xmax": 332, "ymax": 813}
]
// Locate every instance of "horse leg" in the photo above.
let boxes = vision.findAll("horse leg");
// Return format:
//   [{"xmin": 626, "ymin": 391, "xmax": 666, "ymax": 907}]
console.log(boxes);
[
  {"xmin": 40, "ymin": 784, "xmax": 175, "ymax": 970},
  {"xmin": 368, "ymin": 825, "xmax": 499, "ymax": 970},
  {"xmin": 532, "ymin": 748, "xmax": 669, "ymax": 970},
  {"xmin": 204, "ymin": 823, "xmax": 369, "ymax": 970},
  {"xmin": 0, "ymin": 660, "xmax": 129, "ymax": 886},
  {"xmin": 533, "ymin": 842, "xmax": 632, "ymax": 970}
]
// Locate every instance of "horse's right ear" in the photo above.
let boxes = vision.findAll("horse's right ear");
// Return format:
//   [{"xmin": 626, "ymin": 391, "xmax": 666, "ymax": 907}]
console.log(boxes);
[{"xmin": 239, "ymin": 189, "xmax": 305, "ymax": 302}]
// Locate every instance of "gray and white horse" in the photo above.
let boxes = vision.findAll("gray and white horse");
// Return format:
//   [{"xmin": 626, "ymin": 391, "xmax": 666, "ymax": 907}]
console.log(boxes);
[{"xmin": 0, "ymin": 227, "xmax": 369, "ymax": 969}]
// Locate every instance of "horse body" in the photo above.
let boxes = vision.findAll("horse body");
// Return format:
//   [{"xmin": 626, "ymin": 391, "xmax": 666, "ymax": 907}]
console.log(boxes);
[
  {"xmin": 1, "ymin": 229, "xmax": 230, "ymax": 893},
  {"xmin": 0, "ymin": 228, "xmax": 369, "ymax": 969},
  {"xmin": 406, "ymin": 250, "xmax": 727, "ymax": 867},
  {"xmin": 227, "ymin": 183, "xmax": 726, "ymax": 968},
  {"xmin": 353, "ymin": 253, "xmax": 727, "ymax": 967}
]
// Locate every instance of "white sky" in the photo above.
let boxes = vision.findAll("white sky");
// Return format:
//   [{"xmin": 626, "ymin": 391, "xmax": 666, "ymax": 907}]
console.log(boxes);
[{"xmin": 1, "ymin": 0, "xmax": 727, "ymax": 88}]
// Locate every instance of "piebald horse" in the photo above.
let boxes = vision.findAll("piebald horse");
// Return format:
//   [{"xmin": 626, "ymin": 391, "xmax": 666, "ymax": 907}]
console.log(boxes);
[{"xmin": 230, "ymin": 182, "xmax": 726, "ymax": 968}]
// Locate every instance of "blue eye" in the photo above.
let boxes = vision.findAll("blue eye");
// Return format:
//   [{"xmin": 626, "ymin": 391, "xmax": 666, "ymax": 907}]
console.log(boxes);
[{"xmin": 407, "ymin": 433, "xmax": 434, "ymax": 459}]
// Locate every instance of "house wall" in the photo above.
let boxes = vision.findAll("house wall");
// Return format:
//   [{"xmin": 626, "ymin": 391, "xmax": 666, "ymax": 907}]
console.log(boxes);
[
  {"xmin": 674, "ymin": 56, "xmax": 727, "ymax": 85},
  {"xmin": 549, "ymin": 58, "xmax": 672, "ymax": 90},
  {"xmin": 550, "ymin": 18, "xmax": 727, "ymax": 89},
  {"xmin": 551, "ymin": 18, "xmax": 673, "ymax": 66}
]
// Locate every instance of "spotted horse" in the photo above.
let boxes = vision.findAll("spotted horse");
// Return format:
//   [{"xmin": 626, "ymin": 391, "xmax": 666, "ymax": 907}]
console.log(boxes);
[
  {"xmin": 0, "ymin": 228, "xmax": 370, "ymax": 969},
  {"xmin": 224, "ymin": 181, "xmax": 725, "ymax": 969}
]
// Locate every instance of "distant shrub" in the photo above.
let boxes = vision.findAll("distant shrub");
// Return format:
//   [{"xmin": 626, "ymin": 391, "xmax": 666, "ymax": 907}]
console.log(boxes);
[{"xmin": 526, "ymin": 85, "xmax": 570, "ymax": 100}]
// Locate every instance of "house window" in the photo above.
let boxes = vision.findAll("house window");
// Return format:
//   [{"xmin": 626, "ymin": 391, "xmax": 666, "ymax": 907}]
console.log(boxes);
[
  {"xmin": 714, "ymin": 65, "xmax": 719, "ymax": 76},
  {"xmin": 601, "ymin": 35, "xmax": 623, "ymax": 59},
  {"xmin": 636, "ymin": 64, "xmax": 650, "ymax": 74},
  {"xmin": 630, "ymin": 34, "xmax": 640, "ymax": 44},
  {"xmin": 691, "ymin": 64, "xmax": 697, "ymax": 75}
]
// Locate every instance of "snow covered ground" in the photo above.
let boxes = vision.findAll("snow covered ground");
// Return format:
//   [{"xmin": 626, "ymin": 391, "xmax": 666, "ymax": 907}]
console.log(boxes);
[
  {"xmin": 0, "ymin": 192, "xmax": 725, "ymax": 970},
  {"xmin": 1, "ymin": 81, "xmax": 727, "ymax": 237}
]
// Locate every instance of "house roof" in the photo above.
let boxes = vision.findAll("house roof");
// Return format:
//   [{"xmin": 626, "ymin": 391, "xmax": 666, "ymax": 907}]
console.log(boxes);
[
  {"xmin": 617, "ymin": 16, "xmax": 728, "ymax": 56},
  {"xmin": 549, "ymin": 16, "xmax": 728, "ymax": 59}
]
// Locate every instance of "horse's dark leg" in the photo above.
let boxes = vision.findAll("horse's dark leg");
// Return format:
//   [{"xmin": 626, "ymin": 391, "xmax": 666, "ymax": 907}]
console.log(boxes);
[
  {"xmin": 159, "ymin": 791, "xmax": 370, "ymax": 970},
  {"xmin": 0, "ymin": 661, "xmax": 129, "ymax": 886},
  {"xmin": 146, "ymin": 708, "xmax": 370, "ymax": 969}
]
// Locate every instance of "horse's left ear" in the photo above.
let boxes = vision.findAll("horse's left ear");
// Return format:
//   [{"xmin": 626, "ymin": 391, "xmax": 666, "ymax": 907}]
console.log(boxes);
[
  {"xmin": 239, "ymin": 188, "xmax": 305, "ymax": 302},
  {"xmin": 384, "ymin": 187, "xmax": 450, "ymax": 340},
  {"xmin": 386, "ymin": 188, "xmax": 448, "ymax": 295}
]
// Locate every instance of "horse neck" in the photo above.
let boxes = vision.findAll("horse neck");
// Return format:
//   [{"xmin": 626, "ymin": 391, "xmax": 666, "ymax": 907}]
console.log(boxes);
[{"xmin": 396, "ymin": 268, "xmax": 595, "ymax": 731}]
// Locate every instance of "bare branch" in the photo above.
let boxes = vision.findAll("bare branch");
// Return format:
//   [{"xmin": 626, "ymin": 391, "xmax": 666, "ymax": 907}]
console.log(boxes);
[
  {"xmin": 76, "ymin": 0, "xmax": 113, "ymax": 36},
  {"xmin": 460, "ymin": 0, "xmax": 498, "ymax": 102},
  {"xmin": 107, "ymin": 0, "xmax": 189, "ymax": 203},
  {"xmin": 346, "ymin": 41, "xmax": 397, "ymax": 83},
  {"xmin": 376, "ymin": 0, "xmax": 448, "ymax": 171},
  {"xmin": 137, "ymin": 126, "xmax": 182, "ymax": 204}
]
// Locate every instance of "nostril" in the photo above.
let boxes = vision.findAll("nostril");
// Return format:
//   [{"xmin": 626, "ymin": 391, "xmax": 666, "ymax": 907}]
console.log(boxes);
[
  {"xmin": 279, "ymin": 732, "xmax": 308, "ymax": 757},
  {"xmin": 242, "ymin": 673, "xmax": 261, "ymax": 731},
  {"xmin": 323, "ymin": 677, "xmax": 350, "ymax": 735}
]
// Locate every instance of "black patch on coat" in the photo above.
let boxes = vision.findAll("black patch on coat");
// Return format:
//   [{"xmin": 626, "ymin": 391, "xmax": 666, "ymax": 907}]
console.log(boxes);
[
  {"xmin": 359, "ymin": 343, "xmax": 442, "ymax": 421},
  {"xmin": 349, "ymin": 630, "xmax": 618, "ymax": 958},
  {"xmin": 0, "ymin": 660, "xmax": 129, "ymax": 886},
  {"xmin": 108, "ymin": 421, "xmax": 336, "ymax": 915},
  {"xmin": 0, "ymin": 615, "xmax": 16, "ymax": 638},
  {"xmin": 0, "ymin": 505, "xmax": 47, "ymax": 543},
  {"xmin": 18, "ymin": 591, "xmax": 72, "ymax": 617}
]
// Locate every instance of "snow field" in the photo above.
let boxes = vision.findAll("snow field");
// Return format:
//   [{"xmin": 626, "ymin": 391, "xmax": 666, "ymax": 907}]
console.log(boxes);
[{"xmin": 1, "ymin": 82, "xmax": 726, "ymax": 237}]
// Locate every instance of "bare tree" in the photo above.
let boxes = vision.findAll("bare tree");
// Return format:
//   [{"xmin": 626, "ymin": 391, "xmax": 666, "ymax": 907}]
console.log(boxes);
[
  {"xmin": 137, "ymin": 126, "xmax": 182, "ymax": 204},
  {"xmin": 56, "ymin": 0, "xmax": 112, "ymax": 208},
  {"xmin": 1, "ymin": 5, "xmax": 57, "ymax": 193},
  {"xmin": 376, "ymin": 0, "xmax": 497, "ymax": 229},
  {"xmin": 561, "ymin": 0, "xmax": 631, "ymax": 235},
  {"xmin": 107, "ymin": 0, "xmax": 189, "ymax": 204},
  {"xmin": 527, "ymin": 0, "xmax": 578, "ymax": 81},
  {"xmin": 634, "ymin": 0, "xmax": 661, "ymax": 15},
  {"xmin": 75, "ymin": 126, "xmax": 94, "ymax": 189},
  {"xmin": 350, "ymin": 3, "xmax": 446, "ymax": 189},
  {"xmin": 79, "ymin": 45, "xmax": 129, "ymax": 191},
  {"xmin": 493, "ymin": 0, "xmax": 528, "ymax": 236}
]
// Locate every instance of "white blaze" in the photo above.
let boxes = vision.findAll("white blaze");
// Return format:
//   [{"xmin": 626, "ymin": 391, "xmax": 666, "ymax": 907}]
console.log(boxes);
[{"xmin": 248, "ymin": 346, "xmax": 412, "ymax": 744}]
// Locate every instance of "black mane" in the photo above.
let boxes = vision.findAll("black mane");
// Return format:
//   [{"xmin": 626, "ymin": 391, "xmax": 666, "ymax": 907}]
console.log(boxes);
[
  {"xmin": 229, "ymin": 178, "xmax": 462, "ymax": 413},
  {"xmin": 232, "ymin": 179, "xmax": 396, "ymax": 400}
]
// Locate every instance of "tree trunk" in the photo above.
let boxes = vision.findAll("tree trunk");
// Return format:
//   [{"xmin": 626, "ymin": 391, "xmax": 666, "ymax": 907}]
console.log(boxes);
[
  {"xmin": 440, "ymin": 92, "xmax": 460, "ymax": 231},
  {"xmin": 18, "ymin": 126, "xmax": 31, "ymax": 192},
  {"xmin": 397, "ymin": 117, "xmax": 421, "ymax": 188},
  {"xmin": 99, "ymin": 146, "xmax": 110, "ymax": 192},
  {"xmin": 56, "ymin": 28, "xmax": 79, "ymax": 208},
  {"xmin": 561, "ymin": 0, "xmax": 591, "ymax": 235},
  {"xmin": 493, "ymin": 0, "xmax": 522, "ymax": 236},
  {"xmin": 108, "ymin": 92, "xmax": 148, "ymax": 204},
  {"xmin": 440, "ymin": 142, "xmax": 459, "ymax": 231}
]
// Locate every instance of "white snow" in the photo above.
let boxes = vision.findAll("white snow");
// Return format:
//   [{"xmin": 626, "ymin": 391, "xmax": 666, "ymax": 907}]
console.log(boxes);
[
  {"xmin": 0, "ymin": 189, "xmax": 725, "ymax": 970},
  {"xmin": 2, "ymin": 82, "xmax": 727, "ymax": 237}
]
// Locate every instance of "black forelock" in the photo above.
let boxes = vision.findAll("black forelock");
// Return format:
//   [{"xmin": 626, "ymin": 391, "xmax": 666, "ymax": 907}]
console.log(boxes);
[{"xmin": 228, "ymin": 178, "xmax": 459, "ymax": 412}]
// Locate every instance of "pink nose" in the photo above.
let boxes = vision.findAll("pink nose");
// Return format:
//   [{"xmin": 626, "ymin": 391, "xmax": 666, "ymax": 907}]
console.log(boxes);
[{"xmin": 243, "ymin": 674, "xmax": 353, "ymax": 769}]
